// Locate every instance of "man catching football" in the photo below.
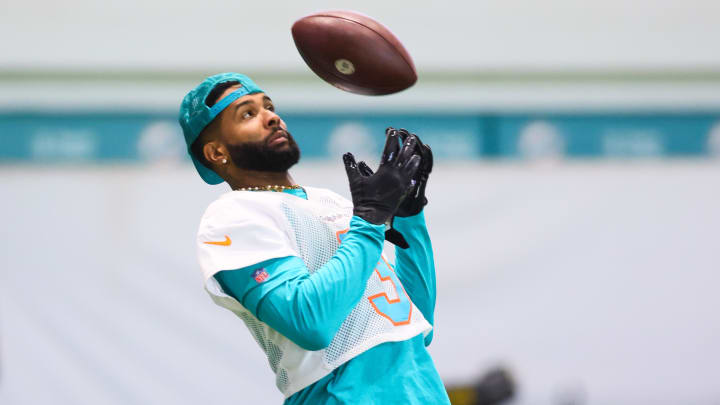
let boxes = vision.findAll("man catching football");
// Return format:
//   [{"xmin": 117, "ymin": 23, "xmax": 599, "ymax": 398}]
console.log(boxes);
[{"xmin": 178, "ymin": 72, "xmax": 448, "ymax": 404}]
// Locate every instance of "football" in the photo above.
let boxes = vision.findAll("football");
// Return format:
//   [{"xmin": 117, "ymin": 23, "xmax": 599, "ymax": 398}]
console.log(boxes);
[{"xmin": 291, "ymin": 10, "xmax": 417, "ymax": 96}]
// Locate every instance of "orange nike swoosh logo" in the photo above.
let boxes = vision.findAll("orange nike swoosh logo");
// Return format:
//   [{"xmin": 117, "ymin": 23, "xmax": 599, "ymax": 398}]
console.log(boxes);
[{"xmin": 204, "ymin": 235, "xmax": 231, "ymax": 246}]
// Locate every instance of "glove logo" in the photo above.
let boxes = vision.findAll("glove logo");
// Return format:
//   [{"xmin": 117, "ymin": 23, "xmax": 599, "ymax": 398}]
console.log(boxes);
[{"xmin": 251, "ymin": 268, "xmax": 270, "ymax": 283}]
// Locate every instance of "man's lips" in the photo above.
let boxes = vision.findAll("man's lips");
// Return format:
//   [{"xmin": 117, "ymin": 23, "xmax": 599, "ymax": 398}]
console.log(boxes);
[{"xmin": 267, "ymin": 130, "xmax": 289, "ymax": 146}]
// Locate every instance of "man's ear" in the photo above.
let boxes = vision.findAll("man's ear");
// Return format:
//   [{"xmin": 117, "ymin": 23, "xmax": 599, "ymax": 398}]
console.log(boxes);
[{"xmin": 203, "ymin": 141, "xmax": 228, "ymax": 167}]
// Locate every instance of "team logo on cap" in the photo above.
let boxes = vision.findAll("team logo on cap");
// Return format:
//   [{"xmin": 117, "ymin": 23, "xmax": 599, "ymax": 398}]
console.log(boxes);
[{"xmin": 251, "ymin": 268, "xmax": 270, "ymax": 283}]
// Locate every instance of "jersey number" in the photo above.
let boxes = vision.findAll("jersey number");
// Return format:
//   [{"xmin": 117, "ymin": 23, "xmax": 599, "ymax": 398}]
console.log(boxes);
[{"xmin": 337, "ymin": 229, "xmax": 412, "ymax": 326}]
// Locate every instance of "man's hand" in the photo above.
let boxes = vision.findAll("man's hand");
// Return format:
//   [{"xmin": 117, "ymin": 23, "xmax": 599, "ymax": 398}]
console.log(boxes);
[
  {"xmin": 356, "ymin": 127, "xmax": 433, "ymax": 248},
  {"xmin": 394, "ymin": 128, "xmax": 433, "ymax": 217},
  {"xmin": 343, "ymin": 131, "xmax": 421, "ymax": 225},
  {"xmin": 357, "ymin": 159, "xmax": 410, "ymax": 249}
]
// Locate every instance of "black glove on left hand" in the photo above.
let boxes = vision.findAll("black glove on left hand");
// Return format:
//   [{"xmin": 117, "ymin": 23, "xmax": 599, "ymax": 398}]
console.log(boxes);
[{"xmin": 395, "ymin": 128, "xmax": 433, "ymax": 217}]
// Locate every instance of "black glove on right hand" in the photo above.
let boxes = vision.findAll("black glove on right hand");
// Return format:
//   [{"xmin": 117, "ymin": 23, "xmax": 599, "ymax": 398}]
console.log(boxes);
[
  {"xmin": 343, "ymin": 132, "xmax": 421, "ymax": 225},
  {"xmin": 356, "ymin": 160, "xmax": 411, "ymax": 249}
]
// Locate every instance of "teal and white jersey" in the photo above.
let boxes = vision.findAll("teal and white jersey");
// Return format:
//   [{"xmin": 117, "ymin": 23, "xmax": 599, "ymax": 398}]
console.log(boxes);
[{"xmin": 197, "ymin": 187, "xmax": 432, "ymax": 398}]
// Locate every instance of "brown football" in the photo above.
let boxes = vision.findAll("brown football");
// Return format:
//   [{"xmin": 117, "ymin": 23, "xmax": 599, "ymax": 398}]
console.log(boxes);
[{"xmin": 291, "ymin": 10, "xmax": 417, "ymax": 96}]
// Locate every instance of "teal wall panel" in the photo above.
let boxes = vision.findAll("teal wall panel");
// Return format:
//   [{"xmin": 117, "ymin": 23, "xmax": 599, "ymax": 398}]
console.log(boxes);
[{"xmin": 0, "ymin": 112, "xmax": 717, "ymax": 162}]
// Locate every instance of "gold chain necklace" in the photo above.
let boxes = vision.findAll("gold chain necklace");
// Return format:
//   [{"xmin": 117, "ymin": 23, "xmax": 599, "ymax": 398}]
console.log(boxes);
[{"xmin": 235, "ymin": 184, "xmax": 304, "ymax": 192}]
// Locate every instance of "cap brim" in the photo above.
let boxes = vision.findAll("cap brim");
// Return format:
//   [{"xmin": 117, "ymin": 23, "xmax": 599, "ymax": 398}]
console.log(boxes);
[{"xmin": 191, "ymin": 155, "xmax": 225, "ymax": 185}]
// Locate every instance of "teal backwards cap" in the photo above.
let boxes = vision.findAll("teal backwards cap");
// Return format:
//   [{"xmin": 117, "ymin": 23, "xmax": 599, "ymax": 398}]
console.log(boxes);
[{"xmin": 178, "ymin": 72, "xmax": 264, "ymax": 184}]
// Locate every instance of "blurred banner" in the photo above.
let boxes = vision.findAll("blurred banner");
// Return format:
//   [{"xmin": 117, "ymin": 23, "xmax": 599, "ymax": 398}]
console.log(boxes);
[{"xmin": 1, "ymin": 112, "xmax": 719, "ymax": 163}]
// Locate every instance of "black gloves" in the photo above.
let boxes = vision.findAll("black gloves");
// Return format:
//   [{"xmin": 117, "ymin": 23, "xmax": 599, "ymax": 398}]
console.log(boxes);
[
  {"xmin": 354, "ymin": 127, "xmax": 434, "ymax": 249},
  {"xmin": 394, "ymin": 128, "xmax": 433, "ymax": 217},
  {"xmin": 343, "ymin": 131, "xmax": 421, "ymax": 225}
]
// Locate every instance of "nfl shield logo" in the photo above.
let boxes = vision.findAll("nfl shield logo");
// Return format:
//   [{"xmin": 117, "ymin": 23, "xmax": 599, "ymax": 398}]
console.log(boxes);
[{"xmin": 251, "ymin": 268, "xmax": 269, "ymax": 283}]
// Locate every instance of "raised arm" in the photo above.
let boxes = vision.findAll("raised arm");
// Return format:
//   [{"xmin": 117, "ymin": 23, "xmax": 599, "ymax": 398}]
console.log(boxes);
[
  {"xmin": 358, "ymin": 128, "xmax": 437, "ymax": 345},
  {"xmin": 391, "ymin": 212, "xmax": 436, "ymax": 345}
]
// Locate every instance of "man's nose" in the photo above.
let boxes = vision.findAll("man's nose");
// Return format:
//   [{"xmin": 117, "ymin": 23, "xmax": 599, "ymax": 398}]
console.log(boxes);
[{"xmin": 265, "ymin": 110, "xmax": 280, "ymax": 128}]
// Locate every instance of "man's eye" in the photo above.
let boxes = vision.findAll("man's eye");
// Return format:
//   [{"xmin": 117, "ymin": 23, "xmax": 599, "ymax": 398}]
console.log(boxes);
[
  {"xmin": 266, "ymin": 105, "xmax": 275, "ymax": 112},
  {"xmin": 242, "ymin": 111, "xmax": 254, "ymax": 119}
]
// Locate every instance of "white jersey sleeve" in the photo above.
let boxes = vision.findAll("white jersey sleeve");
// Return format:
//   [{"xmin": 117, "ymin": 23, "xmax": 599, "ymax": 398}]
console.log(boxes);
[{"xmin": 197, "ymin": 193, "xmax": 298, "ymax": 281}]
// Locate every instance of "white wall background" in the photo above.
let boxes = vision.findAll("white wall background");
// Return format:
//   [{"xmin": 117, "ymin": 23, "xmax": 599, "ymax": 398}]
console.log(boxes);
[
  {"xmin": 1, "ymin": 161, "xmax": 719, "ymax": 404},
  {"xmin": 2, "ymin": 0, "xmax": 720, "ymax": 112},
  {"xmin": 2, "ymin": 0, "xmax": 720, "ymax": 70}
]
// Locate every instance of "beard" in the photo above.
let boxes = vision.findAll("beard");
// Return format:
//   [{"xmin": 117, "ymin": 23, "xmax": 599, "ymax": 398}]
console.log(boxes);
[{"xmin": 226, "ymin": 127, "xmax": 301, "ymax": 172}]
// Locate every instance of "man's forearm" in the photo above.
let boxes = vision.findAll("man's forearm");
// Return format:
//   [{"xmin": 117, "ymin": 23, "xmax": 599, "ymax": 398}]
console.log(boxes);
[
  {"xmin": 393, "ymin": 212, "xmax": 437, "ymax": 342},
  {"xmin": 216, "ymin": 216, "xmax": 385, "ymax": 351}
]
